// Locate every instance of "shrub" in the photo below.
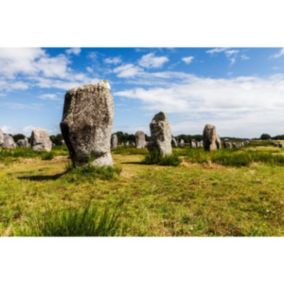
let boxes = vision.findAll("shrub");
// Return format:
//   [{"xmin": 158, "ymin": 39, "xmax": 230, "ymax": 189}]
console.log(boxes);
[
  {"xmin": 143, "ymin": 150, "xmax": 181, "ymax": 166},
  {"xmin": 17, "ymin": 203, "xmax": 124, "ymax": 236}
]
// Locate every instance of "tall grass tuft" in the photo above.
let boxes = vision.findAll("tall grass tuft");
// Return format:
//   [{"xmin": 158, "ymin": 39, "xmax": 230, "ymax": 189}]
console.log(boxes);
[
  {"xmin": 65, "ymin": 164, "xmax": 121, "ymax": 182},
  {"xmin": 17, "ymin": 203, "xmax": 124, "ymax": 236},
  {"xmin": 143, "ymin": 150, "xmax": 181, "ymax": 166},
  {"xmin": 41, "ymin": 151, "xmax": 54, "ymax": 160}
]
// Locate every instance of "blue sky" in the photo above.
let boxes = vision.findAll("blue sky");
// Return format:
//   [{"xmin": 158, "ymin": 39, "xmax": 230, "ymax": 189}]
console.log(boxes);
[{"xmin": 1, "ymin": 47, "xmax": 284, "ymax": 138}]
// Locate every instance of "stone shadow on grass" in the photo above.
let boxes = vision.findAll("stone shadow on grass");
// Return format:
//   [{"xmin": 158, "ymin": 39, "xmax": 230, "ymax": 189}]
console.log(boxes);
[{"xmin": 18, "ymin": 170, "xmax": 70, "ymax": 181}]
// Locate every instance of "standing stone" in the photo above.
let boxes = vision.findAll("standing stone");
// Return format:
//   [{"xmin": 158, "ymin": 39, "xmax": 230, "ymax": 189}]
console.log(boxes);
[
  {"xmin": 2, "ymin": 134, "xmax": 17, "ymax": 149},
  {"xmin": 31, "ymin": 128, "xmax": 52, "ymax": 152},
  {"xmin": 147, "ymin": 112, "xmax": 172, "ymax": 157},
  {"xmin": 171, "ymin": 136, "xmax": 178, "ymax": 147},
  {"xmin": 0, "ymin": 129, "xmax": 4, "ymax": 146},
  {"xmin": 179, "ymin": 139, "xmax": 185, "ymax": 147},
  {"xmin": 135, "ymin": 131, "xmax": 146, "ymax": 149},
  {"xmin": 17, "ymin": 138, "xmax": 30, "ymax": 148},
  {"xmin": 224, "ymin": 141, "xmax": 232, "ymax": 149},
  {"xmin": 111, "ymin": 134, "xmax": 118, "ymax": 149},
  {"xmin": 190, "ymin": 140, "xmax": 197, "ymax": 148},
  {"xmin": 203, "ymin": 124, "xmax": 221, "ymax": 151},
  {"xmin": 60, "ymin": 81, "xmax": 114, "ymax": 167}
]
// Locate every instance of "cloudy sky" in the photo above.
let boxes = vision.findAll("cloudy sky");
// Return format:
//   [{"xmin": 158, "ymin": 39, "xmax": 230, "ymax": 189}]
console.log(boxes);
[{"xmin": 1, "ymin": 47, "xmax": 284, "ymax": 138}]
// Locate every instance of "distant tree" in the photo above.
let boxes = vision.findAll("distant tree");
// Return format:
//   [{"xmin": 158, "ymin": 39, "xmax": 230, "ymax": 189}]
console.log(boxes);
[
  {"xmin": 50, "ymin": 134, "xmax": 63, "ymax": 145},
  {"xmin": 260, "ymin": 133, "xmax": 271, "ymax": 140},
  {"xmin": 13, "ymin": 133, "xmax": 25, "ymax": 142}
]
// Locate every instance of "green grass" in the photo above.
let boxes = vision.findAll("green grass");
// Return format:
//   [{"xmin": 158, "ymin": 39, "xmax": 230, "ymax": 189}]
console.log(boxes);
[
  {"xmin": 184, "ymin": 148, "xmax": 284, "ymax": 167},
  {"xmin": 112, "ymin": 146, "xmax": 148, "ymax": 155},
  {"xmin": 0, "ymin": 146, "xmax": 283, "ymax": 236},
  {"xmin": 0, "ymin": 146, "xmax": 68, "ymax": 164},
  {"xmin": 17, "ymin": 203, "xmax": 124, "ymax": 236}
]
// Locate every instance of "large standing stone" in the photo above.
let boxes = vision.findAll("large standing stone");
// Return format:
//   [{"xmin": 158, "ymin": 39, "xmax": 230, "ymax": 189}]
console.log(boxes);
[
  {"xmin": 111, "ymin": 134, "xmax": 118, "ymax": 149},
  {"xmin": 31, "ymin": 128, "xmax": 52, "ymax": 152},
  {"xmin": 135, "ymin": 131, "xmax": 146, "ymax": 149},
  {"xmin": 147, "ymin": 112, "xmax": 172, "ymax": 157},
  {"xmin": 17, "ymin": 138, "xmax": 30, "ymax": 148},
  {"xmin": 2, "ymin": 134, "xmax": 17, "ymax": 149},
  {"xmin": 203, "ymin": 124, "xmax": 221, "ymax": 151},
  {"xmin": 0, "ymin": 129, "xmax": 4, "ymax": 146},
  {"xmin": 60, "ymin": 81, "xmax": 114, "ymax": 167}
]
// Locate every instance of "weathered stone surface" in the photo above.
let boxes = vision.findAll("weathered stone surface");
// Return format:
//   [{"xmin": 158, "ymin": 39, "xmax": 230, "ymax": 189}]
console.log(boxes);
[
  {"xmin": 2, "ymin": 134, "xmax": 17, "ymax": 149},
  {"xmin": 203, "ymin": 124, "xmax": 221, "ymax": 151},
  {"xmin": 147, "ymin": 112, "xmax": 172, "ymax": 157},
  {"xmin": 0, "ymin": 129, "xmax": 4, "ymax": 146},
  {"xmin": 135, "ymin": 131, "xmax": 146, "ymax": 149},
  {"xmin": 17, "ymin": 138, "xmax": 30, "ymax": 148},
  {"xmin": 111, "ymin": 134, "xmax": 118, "ymax": 149},
  {"xmin": 60, "ymin": 81, "xmax": 114, "ymax": 167},
  {"xmin": 31, "ymin": 128, "xmax": 52, "ymax": 152},
  {"xmin": 171, "ymin": 136, "xmax": 178, "ymax": 147}
]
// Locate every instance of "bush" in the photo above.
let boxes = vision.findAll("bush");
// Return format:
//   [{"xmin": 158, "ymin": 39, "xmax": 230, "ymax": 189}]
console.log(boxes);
[
  {"xmin": 17, "ymin": 203, "xmax": 124, "ymax": 236},
  {"xmin": 143, "ymin": 150, "xmax": 181, "ymax": 166},
  {"xmin": 65, "ymin": 164, "xmax": 121, "ymax": 182}
]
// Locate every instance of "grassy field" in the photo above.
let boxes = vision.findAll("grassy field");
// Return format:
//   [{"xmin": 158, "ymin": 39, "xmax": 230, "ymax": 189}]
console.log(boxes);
[{"xmin": 0, "ymin": 145, "xmax": 283, "ymax": 236}]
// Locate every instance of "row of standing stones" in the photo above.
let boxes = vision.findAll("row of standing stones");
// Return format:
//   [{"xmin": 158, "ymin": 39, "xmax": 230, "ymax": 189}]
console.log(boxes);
[
  {"xmin": 0, "ymin": 80, "xmax": 249, "ymax": 167},
  {"xmin": 59, "ymin": 80, "xmax": 232, "ymax": 167},
  {"xmin": 0, "ymin": 128, "xmax": 52, "ymax": 152}
]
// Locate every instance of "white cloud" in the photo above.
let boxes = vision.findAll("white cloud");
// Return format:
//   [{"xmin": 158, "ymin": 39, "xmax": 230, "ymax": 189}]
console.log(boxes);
[
  {"xmin": 115, "ymin": 74, "xmax": 284, "ymax": 137},
  {"xmin": 272, "ymin": 48, "xmax": 284, "ymax": 58},
  {"xmin": 182, "ymin": 56, "xmax": 194, "ymax": 64},
  {"xmin": 38, "ymin": 94, "xmax": 59, "ymax": 100},
  {"xmin": 206, "ymin": 48, "xmax": 240, "ymax": 65},
  {"xmin": 66, "ymin": 48, "xmax": 81, "ymax": 56},
  {"xmin": 113, "ymin": 64, "xmax": 143, "ymax": 78},
  {"xmin": 138, "ymin": 53, "xmax": 169, "ymax": 68},
  {"xmin": 4, "ymin": 102, "xmax": 42, "ymax": 110},
  {"xmin": 104, "ymin": 56, "xmax": 122, "ymax": 64},
  {"xmin": 0, "ymin": 48, "xmax": 70, "ymax": 79}
]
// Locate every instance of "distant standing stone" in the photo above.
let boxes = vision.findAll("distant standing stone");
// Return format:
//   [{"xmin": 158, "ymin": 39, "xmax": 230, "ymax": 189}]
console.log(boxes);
[
  {"xmin": 2, "ymin": 134, "xmax": 17, "ymax": 149},
  {"xmin": 60, "ymin": 81, "xmax": 114, "ymax": 167},
  {"xmin": 17, "ymin": 138, "xmax": 30, "ymax": 148},
  {"xmin": 0, "ymin": 129, "xmax": 4, "ymax": 146},
  {"xmin": 171, "ymin": 136, "xmax": 178, "ymax": 147},
  {"xmin": 179, "ymin": 139, "xmax": 185, "ymax": 147},
  {"xmin": 223, "ymin": 141, "xmax": 232, "ymax": 149},
  {"xmin": 31, "ymin": 128, "xmax": 52, "ymax": 152},
  {"xmin": 190, "ymin": 140, "xmax": 197, "ymax": 148},
  {"xmin": 203, "ymin": 124, "xmax": 221, "ymax": 151},
  {"xmin": 147, "ymin": 112, "xmax": 172, "ymax": 157},
  {"xmin": 111, "ymin": 134, "xmax": 118, "ymax": 149},
  {"xmin": 135, "ymin": 131, "xmax": 146, "ymax": 149}
]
